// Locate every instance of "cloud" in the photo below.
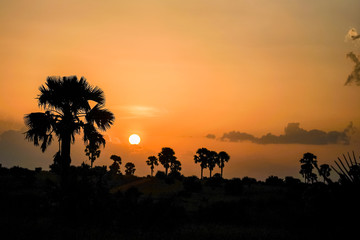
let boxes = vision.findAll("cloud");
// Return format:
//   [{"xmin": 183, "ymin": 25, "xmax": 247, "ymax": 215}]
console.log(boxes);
[
  {"xmin": 345, "ymin": 52, "xmax": 360, "ymax": 85},
  {"xmin": 205, "ymin": 134, "xmax": 216, "ymax": 139},
  {"xmin": 345, "ymin": 28, "xmax": 360, "ymax": 42},
  {"xmin": 113, "ymin": 105, "xmax": 164, "ymax": 119},
  {"xmin": 0, "ymin": 130, "xmax": 55, "ymax": 169},
  {"xmin": 345, "ymin": 28, "xmax": 360, "ymax": 85},
  {"xmin": 0, "ymin": 119, "xmax": 24, "ymax": 134},
  {"xmin": 219, "ymin": 122, "xmax": 355, "ymax": 145}
]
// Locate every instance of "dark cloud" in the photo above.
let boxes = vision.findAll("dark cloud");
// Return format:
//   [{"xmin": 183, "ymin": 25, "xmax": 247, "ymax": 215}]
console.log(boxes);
[
  {"xmin": 345, "ymin": 52, "xmax": 360, "ymax": 86},
  {"xmin": 220, "ymin": 122, "xmax": 355, "ymax": 145},
  {"xmin": 220, "ymin": 131, "xmax": 256, "ymax": 142},
  {"xmin": 205, "ymin": 134, "xmax": 216, "ymax": 139},
  {"xmin": 0, "ymin": 130, "xmax": 85, "ymax": 169}
]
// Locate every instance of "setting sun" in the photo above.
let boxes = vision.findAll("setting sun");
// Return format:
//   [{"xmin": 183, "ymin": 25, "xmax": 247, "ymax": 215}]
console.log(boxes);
[{"xmin": 129, "ymin": 134, "xmax": 141, "ymax": 145}]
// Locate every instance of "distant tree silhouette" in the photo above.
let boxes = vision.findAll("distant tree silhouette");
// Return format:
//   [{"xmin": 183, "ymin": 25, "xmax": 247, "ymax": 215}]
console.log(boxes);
[
  {"xmin": 284, "ymin": 176, "xmax": 301, "ymax": 185},
  {"xmin": 194, "ymin": 148, "xmax": 210, "ymax": 179},
  {"xmin": 299, "ymin": 152, "xmax": 318, "ymax": 184},
  {"xmin": 109, "ymin": 155, "xmax": 121, "ymax": 175},
  {"xmin": 146, "ymin": 156, "xmax": 158, "ymax": 177},
  {"xmin": 207, "ymin": 151, "xmax": 218, "ymax": 178},
  {"xmin": 319, "ymin": 164, "xmax": 331, "ymax": 183},
  {"xmin": 217, "ymin": 151, "xmax": 230, "ymax": 178},
  {"xmin": 110, "ymin": 155, "xmax": 122, "ymax": 164},
  {"xmin": 125, "ymin": 162, "xmax": 136, "ymax": 175},
  {"xmin": 265, "ymin": 175, "xmax": 284, "ymax": 185},
  {"xmin": 170, "ymin": 159, "xmax": 182, "ymax": 174},
  {"xmin": 158, "ymin": 147, "xmax": 177, "ymax": 176},
  {"xmin": 84, "ymin": 125, "xmax": 106, "ymax": 168},
  {"xmin": 49, "ymin": 151, "xmax": 62, "ymax": 173},
  {"xmin": 24, "ymin": 76, "xmax": 114, "ymax": 176},
  {"xmin": 242, "ymin": 176, "xmax": 257, "ymax": 185}
]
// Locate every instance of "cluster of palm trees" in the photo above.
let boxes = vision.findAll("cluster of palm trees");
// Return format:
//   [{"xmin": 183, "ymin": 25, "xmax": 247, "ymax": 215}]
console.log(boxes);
[
  {"xmin": 194, "ymin": 148, "xmax": 230, "ymax": 179},
  {"xmin": 146, "ymin": 147, "xmax": 181, "ymax": 177},
  {"xmin": 299, "ymin": 152, "xmax": 331, "ymax": 184},
  {"xmin": 144, "ymin": 147, "xmax": 230, "ymax": 179}
]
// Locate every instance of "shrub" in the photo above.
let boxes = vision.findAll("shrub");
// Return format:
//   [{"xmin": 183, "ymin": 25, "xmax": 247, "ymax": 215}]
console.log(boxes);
[
  {"xmin": 183, "ymin": 176, "xmax": 202, "ymax": 193},
  {"xmin": 224, "ymin": 178, "xmax": 243, "ymax": 195}
]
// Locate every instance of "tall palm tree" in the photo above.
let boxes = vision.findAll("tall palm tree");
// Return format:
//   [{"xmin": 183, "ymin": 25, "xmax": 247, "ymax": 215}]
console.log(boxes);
[
  {"xmin": 146, "ymin": 156, "xmax": 158, "ymax": 176},
  {"xmin": 299, "ymin": 152, "xmax": 317, "ymax": 183},
  {"xmin": 158, "ymin": 147, "xmax": 177, "ymax": 176},
  {"xmin": 218, "ymin": 151, "xmax": 230, "ymax": 178},
  {"xmin": 194, "ymin": 148, "xmax": 209, "ymax": 180},
  {"xmin": 207, "ymin": 150, "xmax": 218, "ymax": 178},
  {"xmin": 24, "ymin": 76, "xmax": 114, "ymax": 175}
]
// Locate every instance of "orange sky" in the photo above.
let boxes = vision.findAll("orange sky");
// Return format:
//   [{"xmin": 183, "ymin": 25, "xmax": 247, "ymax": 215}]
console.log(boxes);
[{"xmin": 1, "ymin": 0, "xmax": 360, "ymax": 180}]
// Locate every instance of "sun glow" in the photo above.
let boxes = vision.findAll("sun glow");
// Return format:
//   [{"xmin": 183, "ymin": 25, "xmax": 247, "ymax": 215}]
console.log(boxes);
[{"xmin": 129, "ymin": 134, "xmax": 141, "ymax": 145}]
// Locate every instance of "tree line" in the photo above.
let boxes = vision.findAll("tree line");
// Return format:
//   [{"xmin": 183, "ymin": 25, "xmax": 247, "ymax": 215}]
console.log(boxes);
[{"xmin": 106, "ymin": 147, "xmax": 230, "ymax": 179}]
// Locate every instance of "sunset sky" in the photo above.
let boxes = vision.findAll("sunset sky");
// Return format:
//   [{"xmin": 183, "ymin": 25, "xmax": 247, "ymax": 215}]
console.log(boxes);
[{"xmin": 1, "ymin": 0, "xmax": 360, "ymax": 180}]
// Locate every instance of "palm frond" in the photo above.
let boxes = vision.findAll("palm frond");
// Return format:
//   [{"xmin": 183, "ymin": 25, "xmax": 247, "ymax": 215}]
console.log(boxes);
[
  {"xmin": 24, "ymin": 112, "xmax": 55, "ymax": 152},
  {"xmin": 86, "ymin": 104, "xmax": 115, "ymax": 131}
]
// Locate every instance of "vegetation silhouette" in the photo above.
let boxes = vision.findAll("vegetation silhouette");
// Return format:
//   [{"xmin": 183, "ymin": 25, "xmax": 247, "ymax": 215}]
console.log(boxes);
[
  {"xmin": 146, "ymin": 155, "xmax": 158, "ymax": 177},
  {"xmin": 109, "ymin": 154, "xmax": 121, "ymax": 175},
  {"xmin": 124, "ymin": 162, "xmax": 136, "ymax": 175},
  {"xmin": 194, "ymin": 148, "xmax": 230, "ymax": 179},
  {"xmin": 1, "ymin": 156, "xmax": 359, "ymax": 240},
  {"xmin": 158, "ymin": 147, "xmax": 177, "ymax": 176},
  {"xmin": 84, "ymin": 128, "xmax": 105, "ymax": 168},
  {"xmin": 331, "ymin": 151, "xmax": 360, "ymax": 184},
  {"xmin": 299, "ymin": 152, "xmax": 318, "ymax": 183},
  {"xmin": 24, "ymin": 76, "xmax": 114, "ymax": 177},
  {"xmin": 207, "ymin": 150, "xmax": 218, "ymax": 178},
  {"xmin": 194, "ymin": 148, "xmax": 209, "ymax": 179},
  {"xmin": 218, "ymin": 151, "xmax": 230, "ymax": 178}
]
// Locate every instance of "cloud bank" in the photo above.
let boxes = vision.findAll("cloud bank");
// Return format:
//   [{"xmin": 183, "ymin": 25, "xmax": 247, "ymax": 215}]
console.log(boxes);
[
  {"xmin": 218, "ymin": 122, "xmax": 354, "ymax": 145},
  {"xmin": 345, "ymin": 28, "xmax": 360, "ymax": 85},
  {"xmin": 205, "ymin": 134, "xmax": 216, "ymax": 139}
]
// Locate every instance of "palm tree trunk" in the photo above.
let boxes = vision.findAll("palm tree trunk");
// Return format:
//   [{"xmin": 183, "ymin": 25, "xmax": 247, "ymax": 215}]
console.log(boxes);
[
  {"xmin": 209, "ymin": 169, "xmax": 212, "ymax": 178},
  {"xmin": 221, "ymin": 167, "xmax": 223, "ymax": 178},
  {"xmin": 201, "ymin": 168, "xmax": 203, "ymax": 180},
  {"xmin": 165, "ymin": 167, "xmax": 168, "ymax": 176},
  {"xmin": 151, "ymin": 166, "xmax": 154, "ymax": 177},
  {"xmin": 60, "ymin": 132, "xmax": 71, "ymax": 176}
]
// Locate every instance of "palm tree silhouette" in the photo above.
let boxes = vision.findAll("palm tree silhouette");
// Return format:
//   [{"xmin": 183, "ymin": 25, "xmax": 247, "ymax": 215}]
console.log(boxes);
[
  {"xmin": 158, "ymin": 147, "xmax": 177, "ymax": 176},
  {"xmin": 24, "ymin": 76, "xmax": 114, "ymax": 175},
  {"xmin": 146, "ymin": 156, "xmax": 158, "ymax": 176},
  {"xmin": 207, "ymin": 150, "xmax": 218, "ymax": 178},
  {"xmin": 170, "ymin": 159, "xmax": 182, "ymax": 174},
  {"xmin": 194, "ymin": 148, "xmax": 209, "ymax": 180},
  {"xmin": 299, "ymin": 152, "xmax": 317, "ymax": 183},
  {"xmin": 319, "ymin": 164, "xmax": 331, "ymax": 183},
  {"xmin": 125, "ymin": 162, "xmax": 136, "ymax": 175},
  {"xmin": 218, "ymin": 151, "xmax": 230, "ymax": 178},
  {"xmin": 84, "ymin": 125, "xmax": 106, "ymax": 168}
]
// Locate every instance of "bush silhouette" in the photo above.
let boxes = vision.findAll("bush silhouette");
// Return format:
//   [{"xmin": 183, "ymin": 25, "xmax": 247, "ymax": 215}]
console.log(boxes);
[
  {"xmin": 224, "ymin": 178, "xmax": 243, "ymax": 195},
  {"xmin": 183, "ymin": 176, "xmax": 202, "ymax": 193}
]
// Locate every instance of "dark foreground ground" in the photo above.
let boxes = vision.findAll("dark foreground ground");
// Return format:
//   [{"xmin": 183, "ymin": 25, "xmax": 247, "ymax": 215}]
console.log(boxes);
[{"xmin": 0, "ymin": 166, "xmax": 359, "ymax": 240}]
